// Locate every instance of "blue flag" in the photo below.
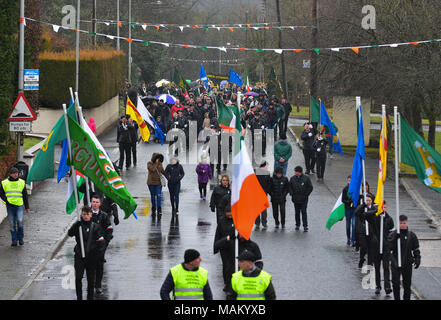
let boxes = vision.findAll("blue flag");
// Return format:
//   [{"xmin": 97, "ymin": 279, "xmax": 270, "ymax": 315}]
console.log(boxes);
[
  {"xmin": 200, "ymin": 63, "xmax": 209, "ymax": 89},
  {"xmin": 229, "ymin": 69, "xmax": 243, "ymax": 87},
  {"xmin": 348, "ymin": 107, "xmax": 366, "ymax": 206},
  {"xmin": 57, "ymin": 95, "xmax": 76, "ymax": 183},
  {"xmin": 320, "ymin": 101, "xmax": 343, "ymax": 156},
  {"xmin": 152, "ymin": 117, "xmax": 166, "ymax": 145}
]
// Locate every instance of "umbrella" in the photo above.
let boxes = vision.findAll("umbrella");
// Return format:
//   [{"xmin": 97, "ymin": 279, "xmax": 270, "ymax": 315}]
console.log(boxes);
[
  {"xmin": 156, "ymin": 79, "xmax": 170, "ymax": 87},
  {"xmin": 156, "ymin": 94, "xmax": 177, "ymax": 104},
  {"xmin": 220, "ymin": 80, "xmax": 228, "ymax": 89},
  {"xmin": 140, "ymin": 95, "xmax": 157, "ymax": 101},
  {"xmin": 245, "ymin": 91, "xmax": 259, "ymax": 97}
]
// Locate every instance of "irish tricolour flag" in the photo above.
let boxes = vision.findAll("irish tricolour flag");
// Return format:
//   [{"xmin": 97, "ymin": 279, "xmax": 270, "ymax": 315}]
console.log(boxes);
[
  {"xmin": 231, "ymin": 94, "xmax": 269, "ymax": 240},
  {"xmin": 326, "ymin": 193, "xmax": 346, "ymax": 230},
  {"xmin": 217, "ymin": 97, "xmax": 239, "ymax": 132}
]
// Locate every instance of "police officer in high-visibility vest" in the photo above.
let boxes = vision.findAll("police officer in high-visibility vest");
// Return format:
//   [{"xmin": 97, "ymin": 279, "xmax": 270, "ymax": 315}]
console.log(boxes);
[
  {"xmin": 0, "ymin": 167, "xmax": 30, "ymax": 247},
  {"xmin": 160, "ymin": 249, "xmax": 213, "ymax": 300},
  {"xmin": 228, "ymin": 250, "xmax": 276, "ymax": 300}
]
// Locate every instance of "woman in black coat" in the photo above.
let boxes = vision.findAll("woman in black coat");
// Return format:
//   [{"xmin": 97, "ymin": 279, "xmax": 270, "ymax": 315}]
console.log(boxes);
[
  {"xmin": 164, "ymin": 157, "xmax": 185, "ymax": 217},
  {"xmin": 209, "ymin": 174, "xmax": 231, "ymax": 223}
]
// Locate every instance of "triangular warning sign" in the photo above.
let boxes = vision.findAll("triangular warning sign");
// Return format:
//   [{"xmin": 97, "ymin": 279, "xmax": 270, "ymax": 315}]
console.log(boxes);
[{"xmin": 8, "ymin": 93, "xmax": 37, "ymax": 121}]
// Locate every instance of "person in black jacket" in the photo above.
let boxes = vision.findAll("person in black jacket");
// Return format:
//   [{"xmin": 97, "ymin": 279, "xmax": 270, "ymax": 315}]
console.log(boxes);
[
  {"xmin": 238, "ymin": 234, "xmax": 263, "ymax": 269},
  {"xmin": 164, "ymin": 157, "xmax": 185, "ymax": 219},
  {"xmin": 160, "ymin": 249, "xmax": 213, "ymax": 300},
  {"xmin": 387, "ymin": 215, "xmax": 421, "ymax": 300},
  {"xmin": 255, "ymin": 161, "xmax": 271, "ymax": 229},
  {"xmin": 227, "ymin": 250, "xmax": 276, "ymax": 300},
  {"xmin": 354, "ymin": 191, "xmax": 377, "ymax": 269},
  {"xmin": 300, "ymin": 123, "xmax": 317, "ymax": 175},
  {"xmin": 281, "ymin": 98, "xmax": 292, "ymax": 136},
  {"xmin": 364, "ymin": 200, "xmax": 394, "ymax": 296},
  {"xmin": 341, "ymin": 175, "xmax": 355, "ymax": 246},
  {"xmin": 269, "ymin": 166, "xmax": 290, "ymax": 228},
  {"xmin": 90, "ymin": 195, "xmax": 113, "ymax": 295},
  {"xmin": 117, "ymin": 115, "xmax": 133, "ymax": 170},
  {"xmin": 288, "ymin": 166, "xmax": 313, "ymax": 232},
  {"xmin": 213, "ymin": 195, "xmax": 236, "ymax": 294},
  {"xmin": 210, "ymin": 174, "xmax": 231, "ymax": 223},
  {"xmin": 312, "ymin": 132, "xmax": 328, "ymax": 181},
  {"xmin": 127, "ymin": 116, "xmax": 139, "ymax": 166},
  {"xmin": 68, "ymin": 206, "xmax": 105, "ymax": 300}
]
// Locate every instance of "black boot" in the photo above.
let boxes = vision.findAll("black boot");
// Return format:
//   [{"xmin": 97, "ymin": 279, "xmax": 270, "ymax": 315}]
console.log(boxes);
[
  {"xmin": 157, "ymin": 207, "xmax": 162, "ymax": 221},
  {"xmin": 151, "ymin": 207, "xmax": 156, "ymax": 220}
]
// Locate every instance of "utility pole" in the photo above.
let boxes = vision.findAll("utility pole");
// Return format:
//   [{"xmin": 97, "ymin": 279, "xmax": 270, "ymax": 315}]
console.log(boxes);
[
  {"xmin": 92, "ymin": 0, "xmax": 97, "ymax": 47},
  {"xmin": 117, "ymin": 0, "xmax": 120, "ymax": 50},
  {"xmin": 75, "ymin": 0, "xmax": 81, "ymax": 93},
  {"xmin": 310, "ymin": 0, "xmax": 318, "ymax": 99},
  {"xmin": 276, "ymin": 0, "xmax": 288, "ymax": 99},
  {"xmin": 17, "ymin": 0, "xmax": 25, "ymax": 162},
  {"xmin": 128, "ymin": 0, "xmax": 132, "ymax": 84}
]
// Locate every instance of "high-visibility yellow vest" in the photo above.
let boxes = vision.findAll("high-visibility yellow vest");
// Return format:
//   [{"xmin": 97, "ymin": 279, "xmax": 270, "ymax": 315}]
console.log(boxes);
[
  {"xmin": 1, "ymin": 178, "xmax": 25, "ymax": 206},
  {"xmin": 231, "ymin": 269, "xmax": 272, "ymax": 300},
  {"xmin": 170, "ymin": 264, "xmax": 208, "ymax": 300}
]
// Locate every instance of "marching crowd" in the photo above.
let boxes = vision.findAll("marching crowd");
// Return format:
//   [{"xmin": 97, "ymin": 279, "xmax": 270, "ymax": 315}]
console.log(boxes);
[{"xmin": 2, "ymin": 79, "xmax": 421, "ymax": 301}]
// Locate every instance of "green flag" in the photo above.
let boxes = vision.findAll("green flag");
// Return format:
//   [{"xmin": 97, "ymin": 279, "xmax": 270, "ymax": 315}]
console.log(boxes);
[
  {"xmin": 26, "ymin": 103, "xmax": 77, "ymax": 184},
  {"xmin": 216, "ymin": 97, "xmax": 236, "ymax": 131},
  {"xmin": 326, "ymin": 193, "xmax": 346, "ymax": 230},
  {"xmin": 66, "ymin": 115, "xmax": 138, "ymax": 218},
  {"xmin": 400, "ymin": 117, "xmax": 441, "ymax": 193},
  {"xmin": 310, "ymin": 96, "xmax": 320, "ymax": 123}
]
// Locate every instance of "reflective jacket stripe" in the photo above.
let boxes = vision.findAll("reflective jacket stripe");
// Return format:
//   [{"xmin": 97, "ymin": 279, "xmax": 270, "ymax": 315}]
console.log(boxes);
[
  {"xmin": 175, "ymin": 288, "xmax": 203, "ymax": 292},
  {"xmin": 174, "ymin": 295, "xmax": 204, "ymax": 300}
]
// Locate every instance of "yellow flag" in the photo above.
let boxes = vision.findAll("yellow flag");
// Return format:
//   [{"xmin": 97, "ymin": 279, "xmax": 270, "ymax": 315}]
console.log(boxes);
[
  {"xmin": 374, "ymin": 116, "xmax": 387, "ymax": 215},
  {"xmin": 126, "ymin": 97, "xmax": 150, "ymax": 142}
]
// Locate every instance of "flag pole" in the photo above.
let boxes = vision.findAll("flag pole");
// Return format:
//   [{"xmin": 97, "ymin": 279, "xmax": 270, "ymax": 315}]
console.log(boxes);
[
  {"xmin": 74, "ymin": 92, "xmax": 91, "ymax": 206},
  {"xmin": 394, "ymin": 106, "xmax": 401, "ymax": 267},
  {"xmin": 379, "ymin": 104, "xmax": 385, "ymax": 254},
  {"xmin": 357, "ymin": 97, "xmax": 369, "ymax": 236},
  {"xmin": 62, "ymin": 103, "xmax": 86, "ymax": 258},
  {"xmin": 234, "ymin": 91, "xmax": 242, "ymax": 273}
]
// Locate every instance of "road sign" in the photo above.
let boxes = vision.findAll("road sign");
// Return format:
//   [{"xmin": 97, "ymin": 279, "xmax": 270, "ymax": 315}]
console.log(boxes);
[
  {"xmin": 8, "ymin": 92, "xmax": 37, "ymax": 121},
  {"xmin": 9, "ymin": 121, "xmax": 32, "ymax": 132},
  {"xmin": 24, "ymin": 69, "xmax": 39, "ymax": 90}
]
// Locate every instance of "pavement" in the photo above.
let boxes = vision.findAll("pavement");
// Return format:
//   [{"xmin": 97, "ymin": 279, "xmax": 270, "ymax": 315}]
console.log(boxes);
[
  {"xmin": 0, "ymin": 119, "xmax": 440, "ymax": 300},
  {"xmin": 288, "ymin": 120, "xmax": 441, "ymax": 300}
]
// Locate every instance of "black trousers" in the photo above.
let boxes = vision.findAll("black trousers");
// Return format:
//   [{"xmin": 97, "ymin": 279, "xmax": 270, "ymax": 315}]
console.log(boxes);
[
  {"xmin": 283, "ymin": 117, "xmax": 289, "ymax": 135},
  {"xmin": 119, "ymin": 143, "xmax": 131, "ymax": 168},
  {"xmin": 95, "ymin": 248, "xmax": 107, "ymax": 290},
  {"xmin": 255, "ymin": 209, "xmax": 268, "ymax": 226},
  {"xmin": 272, "ymin": 201, "xmax": 286, "ymax": 226},
  {"xmin": 374, "ymin": 253, "xmax": 391, "ymax": 290},
  {"xmin": 294, "ymin": 202, "xmax": 308, "ymax": 228},
  {"xmin": 198, "ymin": 183, "xmax": 207, "ymax": 197},
  {"xmin": 303, "ymin": 149, "xmax": 316, "ymax": 172},
  {"xmin": 391, "ymin": 264, "xmax": 413, "ymax": 300},
  {"xmin": 220, "ymin": 249, "xmax": 235, "ymax": 291},
  {"xmin": 75, "ymin": 255, "xmax": 98, "ymax": 300},
  {"xmin": 131, "ymin": 142, "xmax": 137, "ymax": 166},
  {"xmin": 315, "ymin": 156, "xmax": 326, "ymax": 178}
]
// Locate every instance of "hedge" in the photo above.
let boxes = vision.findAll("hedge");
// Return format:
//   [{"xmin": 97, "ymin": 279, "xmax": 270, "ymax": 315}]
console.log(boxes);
[
  {"xmin": 0, "ymin": 0, "xmax": 19, "ymax": 154},
  {"xmin": 39, "ymin": 50, "xmax": 126, "ymax": 109}
]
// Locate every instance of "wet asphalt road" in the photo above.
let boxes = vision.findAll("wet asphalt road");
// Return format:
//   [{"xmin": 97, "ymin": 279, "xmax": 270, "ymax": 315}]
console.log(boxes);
[{"xmin": 18, "ymin": 128, "xmax": 396, "ymax": 300}]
